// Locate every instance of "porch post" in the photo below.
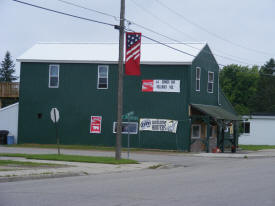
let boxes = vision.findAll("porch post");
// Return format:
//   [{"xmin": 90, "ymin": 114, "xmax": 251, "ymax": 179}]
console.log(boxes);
[
  {"xmin": 232, "ymin": 120, "xmax": 237, "ymax": 153},
  {"xmin": 221, "ymin": 120, "xmax": 225, "ymax": 153},
  {"xmin": 188, "ymin": 118, "xmax": 192, "ymax": 152},
  {"xmin": 206, "ymin": 117, "xmax": 210, "ymax": 153}
]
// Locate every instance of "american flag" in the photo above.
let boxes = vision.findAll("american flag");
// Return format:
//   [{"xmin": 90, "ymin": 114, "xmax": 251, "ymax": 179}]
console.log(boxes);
[{"xmin": 125, "ymin": 32, "xmax": 141, "ymax": 76}]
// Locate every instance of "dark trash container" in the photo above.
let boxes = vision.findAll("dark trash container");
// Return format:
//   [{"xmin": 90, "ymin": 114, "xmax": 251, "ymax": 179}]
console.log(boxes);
[{"xmin": 0, "ymin": 130, "xmax": 9, "ymax": 145}]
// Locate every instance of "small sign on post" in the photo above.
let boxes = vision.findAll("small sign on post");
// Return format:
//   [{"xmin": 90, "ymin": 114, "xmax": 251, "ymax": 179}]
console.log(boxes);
[
  {"xmin": 50, "ymin": 108, "xmax": 60, "ymax": 155},
  {"xmin": 121, "ymin": 111, "xmax": 138, "ymax": 159}
]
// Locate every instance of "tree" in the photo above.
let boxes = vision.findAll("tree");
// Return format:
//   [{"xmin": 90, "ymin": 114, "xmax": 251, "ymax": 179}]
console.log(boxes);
[
  {"xmin": 0, "ymin": 51, "xmax": 17, "ymax": 82},
  {"xmin": 249, "ymin": 58, "xmax": 275, "ymax": 113},
  {"xmin": 219, "ymin": 64, "xmax": 259, "ymax": 115}
]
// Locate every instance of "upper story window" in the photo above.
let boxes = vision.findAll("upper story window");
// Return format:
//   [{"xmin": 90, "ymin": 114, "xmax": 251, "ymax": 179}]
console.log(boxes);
[
  {"xmin": 49, "ymin": 65, "xmax": 59, "ymax": 88},
  {"xmin": 196, "ymin": 67, "xmax": 201, "ymax": 91},
  {"xmin": 97, "ymin": 65, "xmax": 108, "ymax": 89},
  {"xmin": 207, "ymin": 71, "xmax": 214, "ymax": 93}
]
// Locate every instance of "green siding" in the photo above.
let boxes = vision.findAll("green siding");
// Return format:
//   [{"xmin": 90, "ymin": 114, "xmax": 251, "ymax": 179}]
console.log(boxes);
[
  {"xmin": 18, "ymin": 63, "xmax": 118, "ymax": 146},
  {"xmin": 18, "ymin": 63, "xmax": 190, "ymax": 150},
  {"xmin": 18, "ymin": 46, "xmax": 237, "ymax": 151},
  {"xmin": 123, "ymin": 65, "xmax": 190, "ymax": 150},
  {"xmin": 190, "ymin": 45, "xmax": 220, "ymax": 106}
]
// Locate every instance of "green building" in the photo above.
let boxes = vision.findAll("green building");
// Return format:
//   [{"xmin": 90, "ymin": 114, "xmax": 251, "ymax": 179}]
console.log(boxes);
[{"xmin": 17, "ymin": 42, "xmax": 240, "ymax": 152}]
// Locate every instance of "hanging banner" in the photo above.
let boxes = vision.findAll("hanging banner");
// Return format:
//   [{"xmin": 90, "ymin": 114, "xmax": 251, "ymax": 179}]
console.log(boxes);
[
  {"xmin": 139, "ymin": 118, "xmax": 178, "ymax": 133},
  {"xmin": 142, "ymin": 80, "xmax": 180, "ymax": 93},
  {"xmin": 90, "ymin": 116, "xmax": 102, "ymax": 134}
]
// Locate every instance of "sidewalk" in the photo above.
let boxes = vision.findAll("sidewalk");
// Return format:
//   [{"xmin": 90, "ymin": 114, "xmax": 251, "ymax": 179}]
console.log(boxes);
[
  {"xmin": 0, "ymin": 147, "xmax": 162, "ymax": 182},
  {"xmin": 0, "ymin": 156, "xmax": 158, "ymax": 182},
  {"xmin": 193, "ymin": 149, "xmax": 275, "ymax": 158}
]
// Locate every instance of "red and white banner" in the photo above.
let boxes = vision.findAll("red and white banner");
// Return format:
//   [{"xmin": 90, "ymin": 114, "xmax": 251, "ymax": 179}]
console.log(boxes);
[
  {"xmin": 142, "ymin": 80, "xmax": 180, "ymax": 93},
  {"xmin": 125, "ymin": 32, "xmax": 141, "ymax": 76},
  {"xmin": 90, "ymin": 116, "xmax": 102, "ymax": 134}
]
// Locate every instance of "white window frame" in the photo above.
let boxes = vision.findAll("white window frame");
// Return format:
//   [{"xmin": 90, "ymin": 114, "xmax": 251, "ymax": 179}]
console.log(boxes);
[
  {"xmin": 113, "ymin": 122, "xmax": 138, "ymax": 134},
  {"xmin": 207, "ymin": 71, "xmax": 214, "ymax": 93},
  {"xmin": 191, "ymin": 124, "xmax": 201, "ymax": 139},
  {"xmin": 97, "ymin": 65, "xmax": 109, "ymax": 89},
  {"xmin": 242, "ymin": 121, "xmax": 250, "ymax": 134},
  {"xmin": 196, "ymin": 67, "xmax": 201, "ymax": 91},
  {"xmin": 48, "ymin": 64, "xmax": 59, "ymax": 88}
]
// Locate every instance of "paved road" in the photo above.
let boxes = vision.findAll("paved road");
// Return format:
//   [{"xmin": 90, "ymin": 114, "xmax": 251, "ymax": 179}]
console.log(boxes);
[{"xmin": 0, "ymin": 147, "xmax": 275, "ymax": 206}]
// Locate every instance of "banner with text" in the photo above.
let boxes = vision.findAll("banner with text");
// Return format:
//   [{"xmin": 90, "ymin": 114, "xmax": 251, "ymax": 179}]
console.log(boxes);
[
  {"xmin": 142, "ymin": 80, "xmax": 180, "ymax": 93},
  {"xmin": 139, "ymin": 118, "xmax": 178, "ymax": 133}
]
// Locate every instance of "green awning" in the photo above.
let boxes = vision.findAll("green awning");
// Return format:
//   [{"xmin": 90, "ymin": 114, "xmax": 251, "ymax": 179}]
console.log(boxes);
[{"xmin": 191, "ymin": 104, "xmax": 241, "ymax": 121}]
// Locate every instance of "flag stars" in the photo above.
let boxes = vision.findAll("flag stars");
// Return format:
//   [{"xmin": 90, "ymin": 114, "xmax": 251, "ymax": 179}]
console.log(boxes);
[{"xmin": 126, "ymin": 33, "xmax": 141, "ymax": 49}]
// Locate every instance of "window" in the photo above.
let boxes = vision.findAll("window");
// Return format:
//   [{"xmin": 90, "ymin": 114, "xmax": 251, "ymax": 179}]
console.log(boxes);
[
  {"xmin": 97, "ymin": 65, "xmax": 108, "ymax": 89},
  {"xmin": 209, "ymin": 126, "xmax": 215, "ymax": 138},
  {"xmin": 113, "ymin": 122, "xmax": 138, "ymax": 134},
  {"xmin": 207, "ymin": 71, "xmax": 214, "ymax": 93},
  {"xmin": 196, "ymin": 67, "xmax": 201, "ymax": 91},
  {"xmin": 241, "ymin": 121, "xmax": 250, "ymax": 134},
  {"xmin": 49, "ymin": 65, "xmax": 59, "ymax": 88},
  {"xmin": 191, "ymin": 124, "xmax": 201, "ymax": 139}
]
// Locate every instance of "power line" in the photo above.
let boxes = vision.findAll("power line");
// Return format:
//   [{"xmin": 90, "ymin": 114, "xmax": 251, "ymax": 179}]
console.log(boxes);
[
  {"xmin": 12, "ymin": 0, "xmax": 116, "ymax": 27},
  {"xmin": 129, "ymin": 0, "xmax": 197, "ymax": 41},
  {"xmin": 11, "ymin": 1, "xmax": 204, "ymax": 62},
  {"xmin": 55, "ymin": 0, "xmax": 254, "ymax": 65},
  {"xmin": 155, "ymin": 0, "xmax": 274, "ymax": 57},
  {"xmin": 126, "ymin": 28, "xmax": 226, "ymax": 67},
  {"xmin": 56, "ymin": 0, "xmax": 181, "ymax": 43},
  {"xmin": 56, "ymin": 0, "xmax": 119, "ymax": 21},
  {"xmin": 129, "ymin": 0, "xmax": 253, "ymax": 65},
  {"xmin": 11, "ymin": 0, "xmax": 246, "ymax": 67}
]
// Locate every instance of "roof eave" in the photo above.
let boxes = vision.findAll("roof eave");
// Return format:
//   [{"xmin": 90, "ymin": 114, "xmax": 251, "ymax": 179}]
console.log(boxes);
[{"xmin": 16, "ymin": 59, "xmax": 192, "ymax": 65}]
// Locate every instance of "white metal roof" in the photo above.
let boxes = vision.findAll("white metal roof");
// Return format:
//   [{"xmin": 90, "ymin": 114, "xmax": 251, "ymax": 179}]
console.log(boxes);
[{"xmin": 17, "ymin": 42, "xmax": 207, "ymax": 65}]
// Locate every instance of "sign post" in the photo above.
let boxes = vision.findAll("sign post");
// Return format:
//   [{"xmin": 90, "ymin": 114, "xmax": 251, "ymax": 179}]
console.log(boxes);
[
  {"xmin": 122, "ymin": 111, "xmax": 138, "ymax": 159},
  {"xmin": 127, "ymin": 116, "xmax": 130, "ymax": 159},
  {"xmin": 50, "ymin": 108, "xmax": 60, "ymax": 155}
]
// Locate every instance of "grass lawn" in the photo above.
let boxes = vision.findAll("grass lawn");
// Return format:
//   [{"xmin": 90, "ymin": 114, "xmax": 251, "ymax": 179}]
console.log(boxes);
[
  {"xmin": 0, "ymin": 153, "xmax": 138, "ymax": 164},
  {"xmin": 6, "ymin": 143, "xmax": 179, "ymax": 153},
  {"xmin": 6, "ymin": 144, "xmax": 116, "ymax": 151},
  {"xmin": 0, "ymin": 159, "xmax": 60, "ymax": 167},
  {"xmin": 239, "ymin": 145, "xmax": 275, "ymax": 151}
]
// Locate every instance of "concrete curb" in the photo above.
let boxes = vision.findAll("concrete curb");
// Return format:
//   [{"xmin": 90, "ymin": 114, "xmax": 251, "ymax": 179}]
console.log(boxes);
[{"xmin": 0, "ymin": 157, "xmax": 162, "ymax": 182}]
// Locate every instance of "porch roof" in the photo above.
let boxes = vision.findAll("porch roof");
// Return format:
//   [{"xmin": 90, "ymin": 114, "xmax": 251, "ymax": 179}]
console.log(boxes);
[{"xmin": 191, "ymin": 104, "xmax": 241, "ymax": 121}]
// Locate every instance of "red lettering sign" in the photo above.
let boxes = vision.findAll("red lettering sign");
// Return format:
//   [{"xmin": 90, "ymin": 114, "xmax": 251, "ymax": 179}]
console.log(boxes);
[{"xmin": 90, "ymin": 116, "xmax": 102, "ymax": 134}]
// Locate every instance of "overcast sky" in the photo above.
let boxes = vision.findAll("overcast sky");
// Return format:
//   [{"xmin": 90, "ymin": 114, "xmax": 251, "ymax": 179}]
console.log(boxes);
[{"xmin": 1, "ymin": 0, "xmax": 275, "ymax": 78}]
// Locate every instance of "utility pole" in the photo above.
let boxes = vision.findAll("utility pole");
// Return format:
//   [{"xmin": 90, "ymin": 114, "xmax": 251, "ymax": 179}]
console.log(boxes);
[{"xmin": 115, "ymin": 0, "xmax": 125, "ymax": 160}]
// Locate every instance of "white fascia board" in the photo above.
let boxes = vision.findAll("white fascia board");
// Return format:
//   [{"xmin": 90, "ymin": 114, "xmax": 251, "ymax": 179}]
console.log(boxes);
[{"xmin": 17, "ymin": 59, "xmax": 192, "ymax": 65}]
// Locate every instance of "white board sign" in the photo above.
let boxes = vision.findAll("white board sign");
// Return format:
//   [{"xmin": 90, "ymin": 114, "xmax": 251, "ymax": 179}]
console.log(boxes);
[
  {"xmin": 139, "ymin": 118, "xmax": 178, "ymax": 133},
  {"xmin": 50, "ymin": 108, "xmax": 60, "ymax": 123},
  {"xmin": 142, "ymin": 80, "xmax": 180, "ymax": 93}
]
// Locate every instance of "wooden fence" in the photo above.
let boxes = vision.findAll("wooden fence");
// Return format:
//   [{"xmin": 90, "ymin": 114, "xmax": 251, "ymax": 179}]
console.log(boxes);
[{"xmin": 0, "ymin": 82, "xmax": 19, "ymax": 98}]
